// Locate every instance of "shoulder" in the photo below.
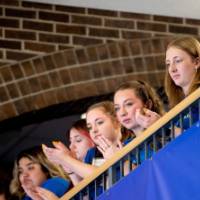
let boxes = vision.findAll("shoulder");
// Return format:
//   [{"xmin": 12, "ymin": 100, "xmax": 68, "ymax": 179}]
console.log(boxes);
[{"xmin": 41, "ymin": 177, "xmax": 70, "ymax": 197}]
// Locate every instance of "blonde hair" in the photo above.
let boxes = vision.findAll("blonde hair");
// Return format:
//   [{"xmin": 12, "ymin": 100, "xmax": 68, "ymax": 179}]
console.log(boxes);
[
  {"xmin": 86, "ymin": 101, "xmax": 133, "ymax": 142},
  {"xmin": 165, "ymin": 36, "xmax": 200, "ymax": 108},
  {"xmin": 10, "ymin": 146, "xmax": 69, "ymax": 199}
]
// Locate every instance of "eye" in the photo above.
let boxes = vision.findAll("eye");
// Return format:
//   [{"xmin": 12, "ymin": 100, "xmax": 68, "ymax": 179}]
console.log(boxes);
[
  {"xmin": 165, "ymin": 62, "xmax": 170, "ymax": 68},
  {"xmin": 174, "ymin": 58, "xmax": 182, "ymax": 64},
  {"xmin": 76, "ymin": 138, "xmax": 82, "ymax": 143},
  {"xmin": 114, "ymin": 106, "xmax": 120, "ymax": 112},
  {"xmin": 87, "ymin": 126, "xmax": 92, "ymax": 132},
  {"xmin": 97, "ymin": 120, "xmax": 104, "ymax": 125},
  {"xmin": 125, "ymin": 102, "xmax": 133, "ymax": 107}
]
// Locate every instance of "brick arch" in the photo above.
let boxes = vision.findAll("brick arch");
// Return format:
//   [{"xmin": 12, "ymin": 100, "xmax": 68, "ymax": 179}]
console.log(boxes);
[{"xmin": 0, "ymin": 37, "xmax": 172, "ymax": 122}]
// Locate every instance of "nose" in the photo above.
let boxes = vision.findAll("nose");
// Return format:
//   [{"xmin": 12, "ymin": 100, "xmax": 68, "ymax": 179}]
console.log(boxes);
[
  {"xmin": 119, "ymin": 106, "xmax": 127, "ymax": 117},
  {"xmin": 69, "ymin": 143, "xmax": 76, "ymax": 151},
  {"xmin": 92, "ymin": 125, "xmax": 98, "ymax": 135},
  {"xmin": 169, "ymin": 62, "xmax": 177, "ymax": 73}
]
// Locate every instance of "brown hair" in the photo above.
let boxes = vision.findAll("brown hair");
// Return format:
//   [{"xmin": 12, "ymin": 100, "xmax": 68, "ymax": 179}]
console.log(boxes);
[
  {"xmin": 10, "ymin": 146, "xmax": 69, "ymax": 199},
  {"xmin": 165, "ymin": 36, "xmax": 200, "ymax": 108},
  {"xmin": 86, "ymin": 101, "xmax": 132, "ymax": 142},
  {"xmin": 115, "ymin": 80, "xmax": 165, "ymax": 116}
]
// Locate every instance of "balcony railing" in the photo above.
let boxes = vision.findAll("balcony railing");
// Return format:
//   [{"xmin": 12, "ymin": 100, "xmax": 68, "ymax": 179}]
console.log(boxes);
[{"xmin": 60, "ymin": 88, "xmax": 200, "ymax": 200}]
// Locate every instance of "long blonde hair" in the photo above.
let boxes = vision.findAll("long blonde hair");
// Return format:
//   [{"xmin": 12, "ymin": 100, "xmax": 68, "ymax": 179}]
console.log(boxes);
[
  {"xmin": 165, "ymin": 36, "xmax": 200, "ymax": 108},
  {"xmin": 10, "ymin": 146, "xmax": 69, "ymax": 199}
]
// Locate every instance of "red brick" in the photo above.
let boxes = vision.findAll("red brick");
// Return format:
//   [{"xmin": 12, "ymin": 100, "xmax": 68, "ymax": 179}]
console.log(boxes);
[
  {"xmin": 7, "ymin": 83, "xmax": 20, "ymax": 98},
  {"xmin": 53, "ymin": 52, "xmax": 67, "ymax": 68},
  {"xmin": 59, "ymin": 69, "xmax": 72, "ymax": 84},
  {"xmin": 107, "ymin": 43, "xmax": 120, "ymax": 58},
  {"xmin": 0, "ymin": 39, "xmax": 21, "ymax": 49},
  {"xmin": 56, "ymin": 24, "xmax": 86, "ymax": 35},
  {"xmin": 72, "ymin": 15, "xmax": 102, "ymax": 26},
  {"xmin": 33, "ymin": 94, "xmax": 47, "ymax": 110},
  {"xmin": 5, "ymin": 8, "xmax": 36, "ymax": 18},
  {"xmin": 14, "ymin": 99, "xmax": 29, "ymax": 114},
  {"xmin": 134, "ymin": 57, "xmax": 145, "ymax": 72},
  {"xmin": 5, "ymin": 29, "xmax": 36, "ymax": 40},
  {"xmin": 39, "ymin": 11, "xmax": 69, "ymax": 22},
  {"xmin": 70, "ymin": 66, "xmax": 92, "ymax": 82},
  {"xmin": 49, "ymin": 71, "xmax": 63, "ymax": 87},
  {"xmin": 144, "ymin": 56, "xmax": 157, "ymax": 71},
  {"xmin": 169, "ymin": 25, "xmax": 198, "ymax": 35},
  {"xmin": 122, "ymin": 30, "xmax": 152, "ymax": 39},
  {"xmin": 23, "ymin": 20, "xmax": 53, "ymax": 32},
  {"xmin": 101, "ymin": 61, "xmax": 113, "ymax": 76},
  {"xmin": 137, "ymin": 21, "xmax": 167, "ymax": 32},
  {"xmin": 39, "ymin": 33, "xmax": 69, "ymax": 44},
  {"xmin": 22, "ymin": 2, "xmax": 53, "ymax": 10},
  {"xmin": 43, "ymin": 55, "xmax": 56, "ymax": 70},
  {"xmin": 1, "ymin": 103, "xmax": 16, "ymax": 119},
  {"xmin": 89, "ymin": 28, "xmax": 119, "ymax": 38},
  {"xmin": 0, "ymin": 0, "xmax": 19, "ymax": 6},
  {"xmin": 38, "ymin": 75, "xmax": 51, "ymax": 90},
  {"xmin": 123, "ymin": 58, "xmax": 134, "ymax": 73},
  {"xmin": 32, "ymin": 58, "xmax": 46, "ymax": 73},
  {"xmin": 88, "ymin": 8, "xmax": 118, "ymax": 17},
  {"xmin": 155, "ymin": 55, "xmax": 165, "ymax": 70},
  {"xmin": 0, "ymin": 7, "xmax": 2, "ymax": 15},
  {"xmin": 186, "ymin": 19, "xmax": 200, "ymax": 25},
  {"xmin": 6, "ymin": 51, "xmax": 36, "ymax": 61},
  {"xmin": 28, "ymin": 77, "xmax": 41, "ymax": 93},
  {"xmin": 58, "ymin": 45, "xmax": 73, "ymax": 50},
  {"xmin": 105, "ymin": 19, "xmax": 135, "ymax": 29},
  {"xmin": 0, "ymin": 67, "xmax": 13, "ymax": 82},
  {"xmin": 73, "ymin": 36, "xmax": 102, "ymax": 46},
  {"xmin": 91, "ymin": 63, "xmax": 103, "ymax": 78},
  {"xmin": 86, "ymin": 46, "xmax": 98, "ymax": 62},
  {"xmin": 118, "ymin": 42, "xmax": 131, "ymax": 57},
  {"xmin": 63, "ymin": 50, "xmax": 77, "ymax": 66},
  {"xmin": 17, "ymin": 80, "xmax": 31, "ymax": 95},
  {"xmin": 10, "ymin": 64, "xmax": 24, "ymax": 79},
  {"xmin": 0, "ymin": 86, "xmax": 9, "ymax": 102},
  {"xmin": 43, "ymin": 90, "xmax": 58, "ymax": 106},
  {"xmin": 0, "ymin": 18, "xmax": 19, "ymax": 28},
  {"xmin": 25, "ymin": 41, "xmax": 55, "ymax": 53},
  {"xmin": 111, "ymin": 60, "xmax": 124, "ymax": 75},
  {"xmin": 129, "ymin": 40, "xmax": 141, "ymax": 55},
  {"xmin": 96, "ymin": 45, "xmax": 109, "ymax": 60},
  {"xmin": 21, "ymin": 61, "xmax": 35, "ymax": 76},
  {"xmin": 75, "ymin": 49, "xmax": 88, "ymax": 64},
  {"xmin": 120, "ymin": 12, "xmax": 151, "ymax": 20},
  {"xmin": 153, "ymin": 15, "xmax": 183, "ymax": 23},
  {"xmin": 55, "ymin": 5, "xmax": 85, "ymax": 13},
  {"xmin": 55, "ymin": 88, "xmax": 68, "ymax": 103}
]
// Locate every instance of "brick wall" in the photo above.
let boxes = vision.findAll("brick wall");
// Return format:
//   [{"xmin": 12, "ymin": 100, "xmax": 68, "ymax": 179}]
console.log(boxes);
[{"xmin": 0, "ymin": 0, "xmax": 199, "ymax": 121}]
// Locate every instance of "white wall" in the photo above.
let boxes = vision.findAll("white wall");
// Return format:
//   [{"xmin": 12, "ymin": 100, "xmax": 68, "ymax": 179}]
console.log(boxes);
[{"xmin": 24, "ymin": 0, "xmax": 200, "ymax": 20}]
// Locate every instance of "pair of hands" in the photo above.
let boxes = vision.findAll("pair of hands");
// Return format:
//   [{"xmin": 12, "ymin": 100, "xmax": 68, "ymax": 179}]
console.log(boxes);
[
  {"xmin": 135, "ymin": 108, "xmax": 161, "ymax": 129},
  {"xmin": 42, "ymin": 141, "xmax": 75, "ymax": 174},
  {"xmin": 22, "ymin": 178, "xmax": 58, "ymax": 200}
]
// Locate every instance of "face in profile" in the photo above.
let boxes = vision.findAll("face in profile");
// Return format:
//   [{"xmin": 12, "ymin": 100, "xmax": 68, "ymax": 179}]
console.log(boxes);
[
  {"xmin": 18, "ymin": 157, "xmax": 47, "ymax": 188},
  {"xmin": 166, "ymin": 47, "xmax": 198, "ymax": 94},
  {"xmin": 69, "ymin": 128, "xmax": 94, "ymax": 161},
  {"xmin": 114, "ymin": 89, "xmax": 144, "ymax": 131},
  {"xmin": 86, "ymin": 107, "xmax": 119, "ymax": 146}
]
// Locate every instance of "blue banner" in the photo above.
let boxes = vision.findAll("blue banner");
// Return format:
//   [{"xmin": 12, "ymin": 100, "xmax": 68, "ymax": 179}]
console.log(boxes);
[{"xmin": 98, "ymin": 121, "xmax": 200, "ymax": 200}]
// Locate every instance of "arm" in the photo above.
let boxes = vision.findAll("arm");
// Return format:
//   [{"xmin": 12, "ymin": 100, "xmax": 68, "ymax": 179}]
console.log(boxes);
[{"xmin": 42, "ymin": 142, "xmax": 97, "ymax": 178}]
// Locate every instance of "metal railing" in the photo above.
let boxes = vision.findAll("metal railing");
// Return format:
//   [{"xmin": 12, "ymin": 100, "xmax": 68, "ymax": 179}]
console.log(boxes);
[{"xmin": 60, "ymin": 88, "xmax": 200, "ymax": 200}]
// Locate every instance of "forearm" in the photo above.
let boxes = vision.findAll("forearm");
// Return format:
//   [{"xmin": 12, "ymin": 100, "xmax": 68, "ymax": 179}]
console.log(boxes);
[{"xmin": 61, "ymin": 156, "xmax": 97, "ymax": 178}]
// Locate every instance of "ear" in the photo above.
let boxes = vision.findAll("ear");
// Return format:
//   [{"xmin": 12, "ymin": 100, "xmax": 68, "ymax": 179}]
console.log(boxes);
[
  {"xmin": 144, "ymin": 99, "xmax": 153, "ymax": 110},
  {"xmin": 194, "ymin": 57, "xmax": 200, "ymax": 70}
]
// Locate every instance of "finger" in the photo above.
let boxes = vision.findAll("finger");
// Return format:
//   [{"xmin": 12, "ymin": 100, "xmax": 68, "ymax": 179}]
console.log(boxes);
[
  {"xmin": 117, "ymin": 140, "xmax": 123, "ymax": 149},
  {"xmin": 97, "ymin": 145, "xmax": 104, "ymax": 155},
  {"xmin": 100, "ymin": 135, "xmax": 112, "ymax": 147}
]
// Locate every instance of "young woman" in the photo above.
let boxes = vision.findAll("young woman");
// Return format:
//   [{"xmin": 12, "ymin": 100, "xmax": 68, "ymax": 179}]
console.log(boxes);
[
  {"xmin": 165, "ymin": 36, "xmax": 200, "ymax": 132},
  {"xmin": 42, "ymin": 101, "xmax": 124, "ymax": 179},
  {"xmin": 114, "ymin": 80, "xmax": 165, "ymax": 163},
  {"xmin": 114, "ymin": 80, "xmax": 164, "ymax": 136},
  {"xmin": 10, "ymin": 146, "xmax": 70, "ymax": 200},
  {"xmin": 64, "ymin": 119, "xmax": 95, "ymax": 185}
]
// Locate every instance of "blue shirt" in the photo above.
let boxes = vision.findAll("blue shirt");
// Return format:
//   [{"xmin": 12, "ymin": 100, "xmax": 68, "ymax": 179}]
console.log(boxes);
[{"xmin": 22, "ymin": 177, "xmax": 70, "ymax": 200}]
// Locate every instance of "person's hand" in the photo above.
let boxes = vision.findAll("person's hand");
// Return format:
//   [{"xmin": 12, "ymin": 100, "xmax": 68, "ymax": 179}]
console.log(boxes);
[
  {"xmin": 135, "ymin": 108, "xmax": 161, "ymax": 129},
  {"xmin": 96, "ymin": 135, "xmax": 122, "ymax": 160},
  {"xmin": 35, "ymin": 187, "xmax": 59, "ymax": 200},
  {"xmin": 21, "ymin": 178, "xmax": 41, "ymax": 200},
  {"xmin": 42, "ymin": 142, "xmax": 70, "ymax": 166}
]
